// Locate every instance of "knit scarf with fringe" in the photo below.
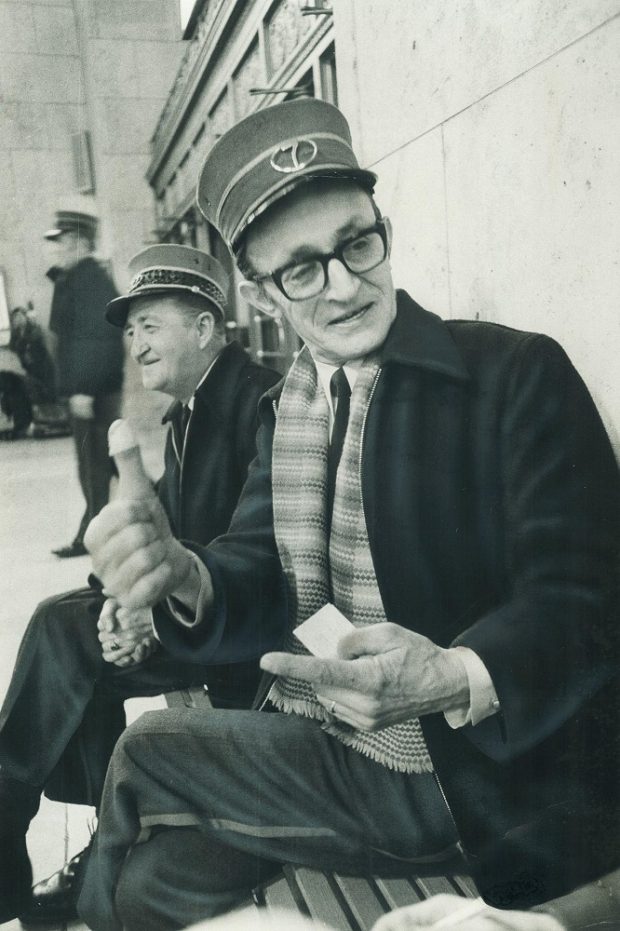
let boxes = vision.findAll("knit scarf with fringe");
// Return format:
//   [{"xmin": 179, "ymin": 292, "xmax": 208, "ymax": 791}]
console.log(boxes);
[{"xmin": 269, "ymin": 347, "xmax": 433, "ymax": 775}]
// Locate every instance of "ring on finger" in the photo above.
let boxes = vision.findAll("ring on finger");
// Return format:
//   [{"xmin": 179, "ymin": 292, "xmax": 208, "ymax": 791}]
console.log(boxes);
[{"xmin": 329, "ymin": 700, "xmax": 336, "ymax": 715}]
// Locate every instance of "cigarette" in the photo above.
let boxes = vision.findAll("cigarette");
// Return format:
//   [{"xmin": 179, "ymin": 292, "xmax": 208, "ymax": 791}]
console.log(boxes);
[{"xmin": 430, "ymin": 897, "xmax": 488, "ymax": 928}]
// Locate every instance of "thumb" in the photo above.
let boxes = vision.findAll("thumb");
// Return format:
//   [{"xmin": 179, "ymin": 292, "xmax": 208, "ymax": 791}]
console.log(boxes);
[{"xmin": 338, "ymin": 622, "xmax": 407, "ymax": 660}]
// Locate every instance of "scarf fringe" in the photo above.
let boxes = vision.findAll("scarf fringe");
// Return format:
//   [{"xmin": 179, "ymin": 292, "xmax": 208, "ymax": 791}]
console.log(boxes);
[{"xmin": 322, "ymin": 724, "xmax": 435, "ymax": 775}]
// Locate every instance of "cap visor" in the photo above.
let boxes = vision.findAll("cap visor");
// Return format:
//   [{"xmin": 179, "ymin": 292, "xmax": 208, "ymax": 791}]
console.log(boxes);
[
  {"xmin": 106, "ymin": 285, "xmax": 225, "ymax": 328},
  {"xmin": 44, "ymin": 228, "xmax": 63, "ymax": 240}
]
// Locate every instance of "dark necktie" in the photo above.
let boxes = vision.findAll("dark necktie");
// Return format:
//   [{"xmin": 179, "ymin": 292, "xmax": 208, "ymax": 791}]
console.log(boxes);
[
  {"xmin": 326, "ymin": 367, "xmax": 351, "ymax": 529},
  {"xmin": 173, "ymin": 404, "xmax": 191, "ymax": 455}
]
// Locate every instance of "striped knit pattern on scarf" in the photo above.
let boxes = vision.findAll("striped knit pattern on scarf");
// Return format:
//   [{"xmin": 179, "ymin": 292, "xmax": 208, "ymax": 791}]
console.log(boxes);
[{"xmin": 270, "ymin": 347, "xmax": 433, "ymax": 774}]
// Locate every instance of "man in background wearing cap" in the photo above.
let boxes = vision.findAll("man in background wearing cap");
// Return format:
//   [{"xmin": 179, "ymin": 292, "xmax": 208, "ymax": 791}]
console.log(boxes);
[
  {"xmin": 81, "ymin": 99, "xmax": 619, "ymax": 931},
  {"xmin": 44, "ymin": 210, "xmax": 124, "ymax": 557},
  {"xmin": 0, "ymin": 245, "xmax": 279, "ymax": 924}
]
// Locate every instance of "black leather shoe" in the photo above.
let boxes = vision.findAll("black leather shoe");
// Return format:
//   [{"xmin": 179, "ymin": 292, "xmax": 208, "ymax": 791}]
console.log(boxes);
[
  {"xmin": 18, "ymin": 842, "xmax": 92, "ymax": 925},
  {"xmin": 51, "ymin": 540, "xmax": 88, "ymax": 558}
]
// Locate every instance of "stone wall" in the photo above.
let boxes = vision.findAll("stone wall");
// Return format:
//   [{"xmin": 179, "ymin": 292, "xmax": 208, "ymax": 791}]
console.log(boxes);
[
  {"xmin": 333, "ymin": 1, "xmax": 620, "ymax": 449},
  {"xmin": 0, "ymin": 0, "xmax": 184, "ymax": 326}
]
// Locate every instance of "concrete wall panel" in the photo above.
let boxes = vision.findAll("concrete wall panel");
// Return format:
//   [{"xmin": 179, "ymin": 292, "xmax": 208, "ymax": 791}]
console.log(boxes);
[
  {"xmin": 0, "ymin": 102, "xmax": 51, "ymax": 150},
  {"xmin": 373, "ymin": 129, "xmax": 451, "ymax": 317},
  {"xmin": 0, "ymin": 3, "xmax": 36, "ymax": 54},
  {"xmin": 0, "ymin": 53, "xmax": 81, "ymax": 103},
  {"xmin": 90, "ymin": 1, "xmax": 179, "ymax": 42},
  {"xmin": 335, "ymin": 0, "xmax": 620, "ymax": 167},
  {"xmin": 443, "ymin": 18, "xmax": 620, "ymax": 439},
  {"xmin": 32, "ymin": 4, "xmax": 79, "ymax": 55}
]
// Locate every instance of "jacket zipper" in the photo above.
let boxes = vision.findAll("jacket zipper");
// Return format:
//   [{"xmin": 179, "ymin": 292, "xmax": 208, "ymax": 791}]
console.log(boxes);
[
  {"xmin": 359, "ymin": 367, "xmax": 465, "ymax": 857},
  {"xmin": 256, "ymin": 398, "xmax": 281, "ymax": 712}
]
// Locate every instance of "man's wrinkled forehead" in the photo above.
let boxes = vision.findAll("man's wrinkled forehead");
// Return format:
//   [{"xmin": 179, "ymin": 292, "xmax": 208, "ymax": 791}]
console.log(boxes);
[
  {"xmin": 243, "ymin": 180, "xmax": 377, "ymax": 265},
  {"xmin": 125, "ymin": 296, "xmax": 179, "ymax": 329}
]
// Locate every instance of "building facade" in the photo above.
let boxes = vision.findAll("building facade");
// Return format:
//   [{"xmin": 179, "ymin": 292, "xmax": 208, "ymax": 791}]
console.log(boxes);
[
  {"xmin": 149, "ymin": 0, "xmax": 620, "ymax": 449},
  {"xmin": 147, "ymin": 0, "xmax": 337, "ymax": 370},
  {"xmin": 0, "ymin": 0, "xmax": 184, "ymax": 330}
]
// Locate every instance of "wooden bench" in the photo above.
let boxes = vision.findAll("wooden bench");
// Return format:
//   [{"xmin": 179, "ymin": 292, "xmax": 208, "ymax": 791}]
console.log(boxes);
[
  {"xmin": 164, "ymin": 689, "xmax": 479, "ymax": 928},
  {"xmin": 257, "ymin": 867, "xmax": 479, "ymax": 930}
]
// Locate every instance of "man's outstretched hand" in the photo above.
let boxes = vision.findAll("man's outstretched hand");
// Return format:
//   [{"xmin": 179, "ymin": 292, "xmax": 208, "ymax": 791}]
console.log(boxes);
[
  {"xmin": 85, "ymin": 497, "xmax": 196, "ymax": 610},
  {"xmin": 260, "ymin": 622, "xmax": 470, "ymax": 730}
]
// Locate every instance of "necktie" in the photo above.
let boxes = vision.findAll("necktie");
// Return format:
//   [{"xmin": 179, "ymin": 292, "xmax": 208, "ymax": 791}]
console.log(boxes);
[
  {"xmin": 173, "ymin": 404, "xmax": 191, "ymax": 455},
  {"xmin": 326, "ymin": 367, "xmax": 351, "ymax": 529}
]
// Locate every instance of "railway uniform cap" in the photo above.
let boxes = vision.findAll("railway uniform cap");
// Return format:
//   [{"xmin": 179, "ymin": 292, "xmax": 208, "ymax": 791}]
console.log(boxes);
[
  {"xmin": 197, "ymin": 98, "xmax": 377, "ymax": 248},
  {"xmin": 44, "ymin": 210, "xmax": 98, "ymax": 241},
  {"xmin": 106, "ymin": 243, "xmax": 229, "ymax": 328}
]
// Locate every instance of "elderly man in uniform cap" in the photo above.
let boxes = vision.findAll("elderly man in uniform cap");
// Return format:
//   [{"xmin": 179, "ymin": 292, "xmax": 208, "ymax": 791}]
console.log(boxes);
[
  {"xmin": 80, "ymin": 99, "xmax": 620, "ymax": 931},
  {"xmin": 0, "ymin": 245, "xmax": 279, "ymax": 924},
  {"xmin": 44, "ymin": 210, "xmax": 125, "ymax": 557}
]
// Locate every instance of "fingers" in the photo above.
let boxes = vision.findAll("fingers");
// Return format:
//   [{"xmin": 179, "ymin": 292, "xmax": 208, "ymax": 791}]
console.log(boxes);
[
  {"xmin": 337, "ymin": 622, "xmax": 411, "ymax": 660},
  {"xmin": 260, "ymin": 651, "xmax": 370, "ymax": 691},
  {"xmin": 95, "ymin": 539, "xmax": 169, "ymax": 606},
  {"xmin": 115, "ymin": 605, "xmax": 152, "ymax": 632},
  {"xmin": 97, "ymin": 598, "xmax": 118, "ymax": 633},
  {"xmin": 316, "ymin": 687, "xmax": 384, "ymax": 731},
  {"xmin": 85, "ymin": 500, "xmax": 154, "ymax": 553}
]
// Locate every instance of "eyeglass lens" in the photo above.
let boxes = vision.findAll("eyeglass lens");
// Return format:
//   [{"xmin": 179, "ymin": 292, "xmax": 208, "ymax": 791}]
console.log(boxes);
[{"xmin": 280, "ymin": 226, "xmax": 386, "ymax": 300}]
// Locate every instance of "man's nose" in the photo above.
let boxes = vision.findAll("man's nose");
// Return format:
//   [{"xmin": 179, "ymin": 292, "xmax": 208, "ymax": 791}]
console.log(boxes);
[
  {"xmin": 130, "ymin": 333, "xmax": 147, "ymax": 361},
  {"xmin": 324, "ymin": 257, "xmax": 360, "ymax": 301}
]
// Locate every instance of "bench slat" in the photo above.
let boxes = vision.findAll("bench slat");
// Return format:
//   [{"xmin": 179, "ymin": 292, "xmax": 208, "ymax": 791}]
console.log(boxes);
[
  {"xmin": 263, "ymin": 874, "xmax": 303, "ymax": 913},
  {"xmin": 415, "ymin": 875, "xmax": 463, "ymax": 899},
  {"xmin": 451, "ymin": 874, "xmax": 479, "ymax": 898},
  {"xmin": 292, "ymin": 868, "xmax": 356, "ymax": 930},
  {"xmin": 333, "ymin": 875, "xmax": 386, "ymax": 930},
  {"xmin": 374, "ymin": 877, "xmax": 424, "ymax": 911}
]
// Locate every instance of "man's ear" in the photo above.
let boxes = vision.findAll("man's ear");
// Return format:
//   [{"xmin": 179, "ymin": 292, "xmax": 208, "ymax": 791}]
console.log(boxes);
[
  {"xmin": 238, "ymin": 280, "xmax": 280, "ymax": 319},
  {"xmin": 384, "ymin": 216, "xmax": 393, "ymax": 257},
  {"xmin": 195, "ymin": 311, "xmax": 215, "ymax": 348}
]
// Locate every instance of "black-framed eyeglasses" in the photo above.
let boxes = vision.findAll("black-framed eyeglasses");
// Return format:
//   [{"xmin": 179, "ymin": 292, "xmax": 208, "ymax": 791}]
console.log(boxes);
[{"xmin": 251, "ymin": 218, "xmax": 389, "ymax": 301}]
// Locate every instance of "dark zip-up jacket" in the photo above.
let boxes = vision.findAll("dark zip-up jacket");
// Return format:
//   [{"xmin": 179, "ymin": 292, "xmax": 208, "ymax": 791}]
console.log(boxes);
[
  {"xmin": 155, "ymin": 340, "xmax": 281, "ymax": 706},
  {"xmin": 154, "ymin": 292, "xmax": 620, "ymax": 907}
]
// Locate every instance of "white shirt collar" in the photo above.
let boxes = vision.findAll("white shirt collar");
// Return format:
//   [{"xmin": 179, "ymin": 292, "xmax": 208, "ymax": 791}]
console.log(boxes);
[{"xmin": 313, "ymin": 358, "xmax": 361, "ymax": 432}]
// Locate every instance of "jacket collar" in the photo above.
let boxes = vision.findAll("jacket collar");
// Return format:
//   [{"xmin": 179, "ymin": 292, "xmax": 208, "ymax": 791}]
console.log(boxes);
[
  {"xmin": 162, "ymin": 341, "xmax": 252, "ymax": 426},
  {"xmin": 380, "ymin": 291, "xmax": 470, "ymax": 381},
  {"xmin": 263, "ymin": 290, "xmax": 470, "ymax": 406}
]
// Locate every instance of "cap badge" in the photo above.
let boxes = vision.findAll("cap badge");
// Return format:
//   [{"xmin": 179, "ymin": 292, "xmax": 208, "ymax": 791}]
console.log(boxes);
[{"xmin": 270, "ymin": 138, "xmax": 318, "ymax": 174}]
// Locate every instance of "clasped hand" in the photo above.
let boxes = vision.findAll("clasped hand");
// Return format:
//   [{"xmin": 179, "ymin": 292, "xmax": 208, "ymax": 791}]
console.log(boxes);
[
  {"xmin": 84, "ymin": 497, "xmax": 194, "ymax": 610},
  {"xmin": 260, "ymin": 622, "xmax": 470, "ymax": 731},
  {"xmin": 98, "ymin": 598, "xmax": 158, "ymax": 667}
]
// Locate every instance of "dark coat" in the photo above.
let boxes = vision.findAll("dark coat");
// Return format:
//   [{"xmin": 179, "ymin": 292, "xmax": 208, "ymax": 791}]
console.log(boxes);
[
  {"xmin": 48, "ymin": 256, "xmax": 124, "ymax": 397},
  {"xmin": 154, "ymin": 341, "xmax": 281, "ymax": 706},
  {"xmin": 154, "ymin": 292, "xmax": 620, "ymax": 906}
]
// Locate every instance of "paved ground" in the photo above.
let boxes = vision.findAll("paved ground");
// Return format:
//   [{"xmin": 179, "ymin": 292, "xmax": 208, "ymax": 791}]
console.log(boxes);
[{"xmin": 0, "ymin": 378, "xmax": 168, "ymax": 931}]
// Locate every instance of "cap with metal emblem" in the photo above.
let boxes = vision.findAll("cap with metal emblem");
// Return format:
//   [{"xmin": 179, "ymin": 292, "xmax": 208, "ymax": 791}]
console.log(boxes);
[
  {"xmin": 44, "ymin": 210, "xmax": 98, "ymax": 242},
  {"xmin": 196, "ymin": 98, "xmax": 376, "ymax": 248},
  {"xmin": 105, "ymin": 244, "xmax": 229, "ymax": 328}
]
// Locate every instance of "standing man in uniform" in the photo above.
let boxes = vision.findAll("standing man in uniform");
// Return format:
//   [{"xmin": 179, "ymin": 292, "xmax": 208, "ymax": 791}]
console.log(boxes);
[
  {"xmin": 0, "ymin": 245, "xmax": 279, "ymax": 924},
  {"xmin": 81, "ymin": 100, "xmax": 620, "ymax": 931},
  {"xmin": 44, "ymin": 210, "xmax": 124, "ymax": 557}
]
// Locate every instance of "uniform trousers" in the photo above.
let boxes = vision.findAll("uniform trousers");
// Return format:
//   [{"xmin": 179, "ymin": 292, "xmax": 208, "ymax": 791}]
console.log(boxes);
[
  {"xmin": 0, "ymin": 587, "xmax": 255, "ymax": 808},
  {"xmin": 77, "ymin": 708, "xmax": 460, "ymax": 931},
  {"xmin": 70, "ymin": 391, "xmax": 120, "ymax": 545}
]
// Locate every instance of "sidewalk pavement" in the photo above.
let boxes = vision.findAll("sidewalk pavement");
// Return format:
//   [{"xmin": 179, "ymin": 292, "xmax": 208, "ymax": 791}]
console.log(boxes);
[{"xmin": 0, "ymin": 386, "xmax": 168, "ymax": 931}]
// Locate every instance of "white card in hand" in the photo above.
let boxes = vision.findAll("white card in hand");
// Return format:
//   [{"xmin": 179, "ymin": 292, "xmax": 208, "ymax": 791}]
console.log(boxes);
[{"xmin": 294, "ymin": 604, "xmax": 355, "ymax": 658}]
